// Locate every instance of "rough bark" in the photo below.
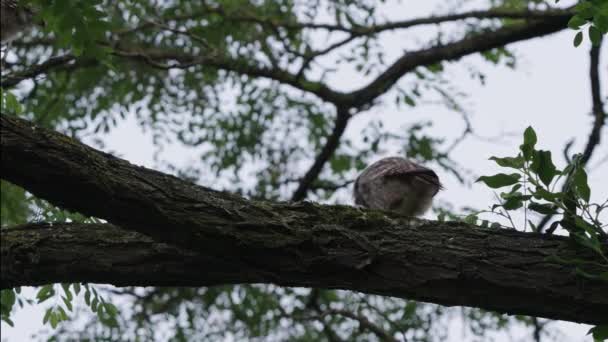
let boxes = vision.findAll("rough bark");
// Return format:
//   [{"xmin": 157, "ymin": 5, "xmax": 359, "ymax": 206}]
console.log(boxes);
[{"xmin": 1, "ymin": 114, "xmax": 607, "ymax": 325}]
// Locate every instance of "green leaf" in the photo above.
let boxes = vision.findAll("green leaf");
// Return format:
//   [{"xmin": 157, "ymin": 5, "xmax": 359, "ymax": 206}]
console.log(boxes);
[
  {"xmin": 49, "ymin": 311, "xmax": 59, "ymax": 328},
  {"xmin": 520, "ymin": 126, "xmax": 537, "ymax": 160},
  {"xmin": 503, "ymin": 197, "xmax": 524, "ymax": 210},
  {"xmin": 73, "ymin": 283, "xmax": 81, "ymax": 295},
  {"xmin": 61, "ymin": 283, "xmax": 73, "ymax": 301},
  {"xmin": 574, "ymin": 31, "xmax": 584, "ymax": 47},
  {"xmin": 329, "ymin": 155, "xmax": 351, "ymax": 173},
  {"xmin": 1, "ymin": 91, "xmax": 23, "ymax": 114},
  {"xmin": 489, "ymin": 155, "xmax": 524, "ymax": 169},
  {"xmin": 523, "ymin": 126, "xmax": 537, "ymax": 147},
  {"xmin": 568, "ymin": 15, "xmax": 587, "ymax": 29},
  {"xmin": 476, "ymin": 173, "xmax": 521, "ymax": 188},
  {"xmin": 575, "ymin": 2, "xmax": 595, "ymax": 19},
  {"xmin": 573, "ymin": 167, "xmax": 591, "ymax": 202},
  {"xmin": 588, "ymin": 325, "xmax": 608, "ymax": 341},
  {"xmin": 533, "ymin": 188, "xmax": 563, "ymax": 201},
  {"xmin": 61, "ymin": 296, "xmax": 73, "ymax": 312},
  {"xmin": 103, "ymin": 302, "xmax": 119, "ymax": 317},
  {"xmin": 589, "ymin": 26, "xmax": 602, "ymax": 45},
  {"xmin": 57, "ymin": 306, "xmax": 69, "ymax": 321},
  {"xmin": 404, "ymin": 95, "xmax": 416, "ymax": 106},
  {"xmin": 2, "ymin": 317, "xmax": 14, "ymax": 327},
  {"xmin": 463, "ymin": 214, "xmax": 478, "ymax": 225},
  {"xmin": 594, "ymin": 14, "xmax": 608, "ymax": 33},
  {"xmin": 84, "ymin": 289, "xmax": 91, "ymax": 306},
  {"xmin": 1, "ymin": 289, "xmax": 17, "ymax": 326},
  {"xmin": 91, "ymin": 298, "xmax": 99, "ymax": 312},
  {"xmin": 574, "ymin": 217, "xmax": 603, "ymax": 238},
  {"xmin": 528, "ymin": 202, "xmax": 557, "ymax": 215},
  {"xmin": 530, "ymin": 150, "xmax": 557, "ymax": 186},
  {"xmin": 43, "ymin": 308, "xmax": 52, "ymax": 325},
  {"xmin": 37, "ymin": 285, "xmax": 55, "ymax": 303}
]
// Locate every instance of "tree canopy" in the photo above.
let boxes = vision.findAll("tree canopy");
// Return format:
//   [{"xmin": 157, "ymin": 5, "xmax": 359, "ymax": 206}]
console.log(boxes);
[{"xmin": 1, "ymin": 0, "xmax": 606, "ymax": 341}]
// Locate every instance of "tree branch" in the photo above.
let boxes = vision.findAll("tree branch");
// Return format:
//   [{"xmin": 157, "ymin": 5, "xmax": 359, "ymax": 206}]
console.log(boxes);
[
  {"xmin": 318, "ymin": 309, "xmax": 398, "ymax": 342},
  {"xmin": 537, "ymin": 38, "xmax": 605, "ymax": 233},
  {"xmin": 201, "ymin": 6, "xmax": 571, "ymax": 35},
  {"xmin": 346, "ymin": 14, "xmax": 571, "ymax": 108},
  {"xmin": 581, "ymin": 37, "xmax": 605, "ymax": 165},
  {"xmin": 2, "ymin": 219, "xmax": 606, "ymax": 325},
  {"xmin": 0, "ymin": 54, "xmax": 77, "ymax": 88},
  {"xmin": 1, "ymin": 114, "xmax": 607, "ymax": 325},
  {"xmin": 4, "ymin": 10, "xmax": 570, "ymax": 109},
  {"xmin": 292, "ymin": 106, "xmax": 350, "ymax": 201}
]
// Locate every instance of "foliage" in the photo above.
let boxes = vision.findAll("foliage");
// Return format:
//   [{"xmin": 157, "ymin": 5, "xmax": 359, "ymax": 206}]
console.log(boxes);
[
  {"xmin": 563, "ymin": 0, "xmax": 608, "ymax": 47},
  {"xmin": 474, "ymin": 126, "xmax": 608, "ymax": 340},
  {"xmin": 474, "ymin": 126, "xmax": 607, "ymax": 263}
]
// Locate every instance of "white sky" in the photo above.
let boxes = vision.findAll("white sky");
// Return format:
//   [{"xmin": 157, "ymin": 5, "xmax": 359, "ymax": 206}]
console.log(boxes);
[{"xmin": 2, "ymin": 0, "xmax": 606, "ymax": 341}]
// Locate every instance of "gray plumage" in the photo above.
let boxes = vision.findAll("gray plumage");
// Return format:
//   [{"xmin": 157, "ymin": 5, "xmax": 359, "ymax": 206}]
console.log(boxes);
[
  {"xmin": 354, "ymin": 157, "xmax": 442, "ymax": 216},
  {"xmin": 1, "ymin": 0, "xmax": 35, "ymax": 43}
]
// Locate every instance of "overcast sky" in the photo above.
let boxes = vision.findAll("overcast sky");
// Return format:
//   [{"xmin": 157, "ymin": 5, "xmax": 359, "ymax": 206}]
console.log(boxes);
[{"xmin": 2, "ymin": 0, "xmax": 606, "ymax": 341}]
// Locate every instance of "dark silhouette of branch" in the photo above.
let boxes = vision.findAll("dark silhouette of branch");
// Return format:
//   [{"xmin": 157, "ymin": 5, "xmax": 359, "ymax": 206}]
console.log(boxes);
[
  {"xmin": 315, "ymin": 309, "xmax": 398, "ymax": 342},
  {"xmin": 346, "ymin": 15, "xmax": 571, "ymax": 108},
  {"xmin": 292, "ymin": 107, "xmax": 350, "ymax": 201},
  {"xmin": 538, "ymin": 38, "xmax": 605, "ymax": 233},
  {"xmin": 0, "ymin": 54, "xmax": 76, "ymax": 88},
  {"xmin": 4, "ymin": 9, "xmax": 571, "ymax": 109},
  {"xmin": 582, "ymin": 37, "xmax": 605, "ymax": 165},
  {"xmin": 1, "ymin": 115, "xmax": 607, "ymax": 325},
  {"xmin": 200, "ymin": 6, "xmax": 572, "ymax": 34}
]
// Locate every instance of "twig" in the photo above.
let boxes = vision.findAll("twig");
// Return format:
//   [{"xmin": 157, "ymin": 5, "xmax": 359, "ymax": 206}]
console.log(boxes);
[{"xmin": 537, "ymin": 38, "xmax": 605, "ymax": 233}]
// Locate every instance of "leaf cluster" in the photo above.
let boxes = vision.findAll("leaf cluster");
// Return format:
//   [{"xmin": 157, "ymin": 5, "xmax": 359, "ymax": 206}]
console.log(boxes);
[{"xmin": 565, "ymin": 0, "xmax": 607, "ymax": 47}]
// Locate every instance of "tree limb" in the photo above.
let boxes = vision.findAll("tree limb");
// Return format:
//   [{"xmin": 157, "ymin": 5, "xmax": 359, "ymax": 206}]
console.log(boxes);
[
  {"xmin": 538, "ymin": 38, "xmax": 605, "ymax": 233},
  {"xmin": 200, "ymin": 6, "xmax": 572, "ymax": 35},
  {"xmin": 0, "ymin": 54, "xmax": 77, "ymax": 88},
  {"xmin": 581, "ymin": 37, "xmax": 605, "ymax": 165},
  {"xmin": 4, "ymin": 12, "xmax": 570, "ymax": 110},
  {"xmin": 318, "ymin": 309, "xmax": 398, "ymax": 342},
  {"xmin": 346, "ymin": 15, "xmax": 571, "ymax": 108},
  {"xmin": 292, "ymin": 106, "xmax": 350, "ymax": 200},
  {"xmin": 1, "ymin": 114, "xmax": 607, "ymax": 325}
]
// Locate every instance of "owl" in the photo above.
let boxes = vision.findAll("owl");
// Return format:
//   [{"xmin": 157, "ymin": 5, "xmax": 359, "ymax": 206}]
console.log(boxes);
[
  {"xmin": 1, "ymin": 0, "xmax": 36, "ymax": 43},
  {"xmin": 354, "ymin": 157, "xmax": 442, "ymax": 216}
]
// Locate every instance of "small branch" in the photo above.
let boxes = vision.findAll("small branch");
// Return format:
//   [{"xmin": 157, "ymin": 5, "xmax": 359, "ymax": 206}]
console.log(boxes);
[
  {"xmin": 292, "ymin": 106, "xmax": 350, "ymax": 201},
  {"xmin": 320, "ymin": 309, "xmax": 398, "ymax": 342},
  {"xmin": 202, "ymin": 6, "xmax": 572, "ymax": 35},
  {"xmin": 581, "ymin": 37, "xmax": 605, "ymax": 165},
  {"xmin": 0, "ymin": 54, "xmax": 76, "ymax": 88},
  {"xmin": 538, "ymin": 38, "xmax": 605, "ymax": 233}
]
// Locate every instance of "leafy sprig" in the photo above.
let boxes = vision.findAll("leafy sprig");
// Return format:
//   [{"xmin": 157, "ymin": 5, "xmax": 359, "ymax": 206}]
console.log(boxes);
[
  {"xmin": 564, "ymin": 0, "xmax": 607, "ymax": 47},
  {"xmin": 475, "ymin": 126, "xmax": 606, "ymax": 259}
]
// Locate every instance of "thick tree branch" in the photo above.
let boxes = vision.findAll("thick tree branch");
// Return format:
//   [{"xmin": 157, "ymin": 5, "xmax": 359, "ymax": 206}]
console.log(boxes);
[
  {"xmin": 1, "ymin": 114, "xmax": 607, "ymax": 325},
  {"xmin": 2, "ymin": 219, "xmax": 606, "ymax": 326},
  {"xmin": 346, "ymin": 15, "xmax": 571, "ymax": 108}
]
